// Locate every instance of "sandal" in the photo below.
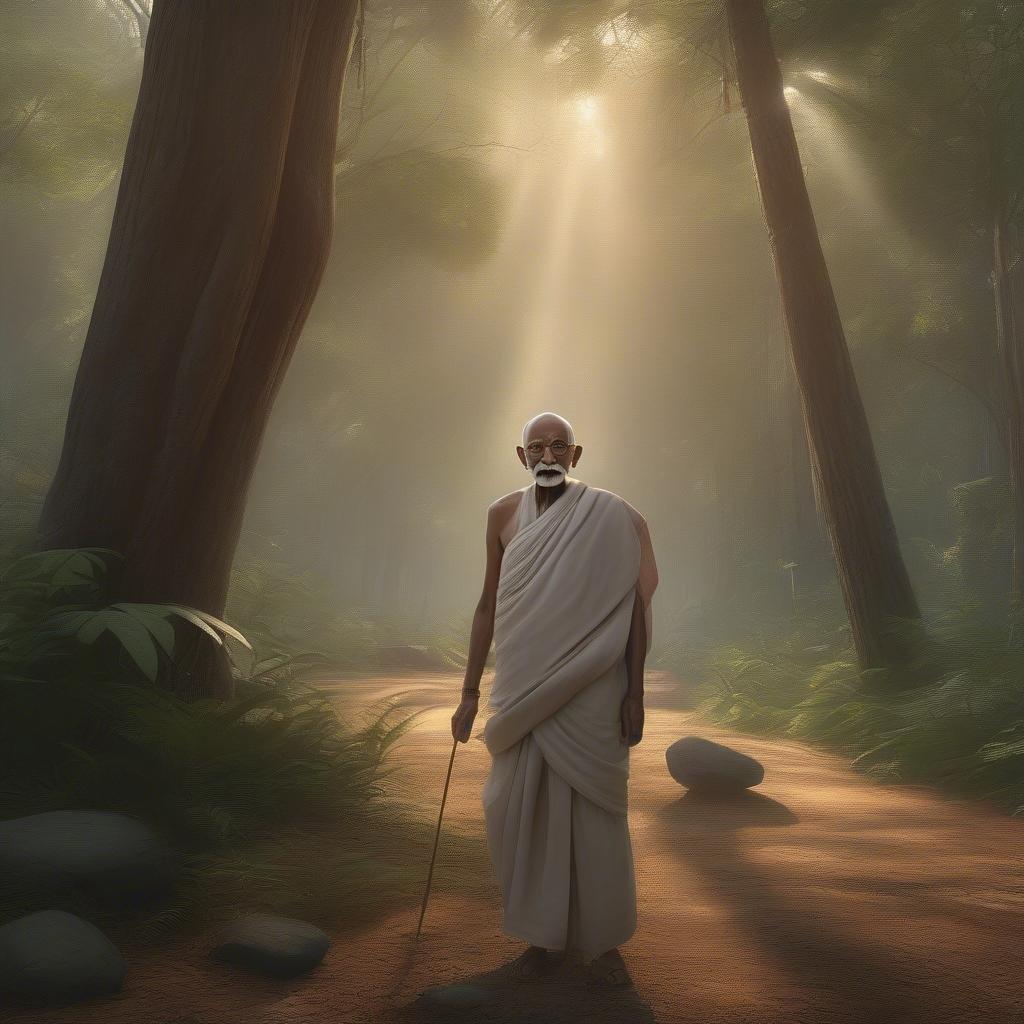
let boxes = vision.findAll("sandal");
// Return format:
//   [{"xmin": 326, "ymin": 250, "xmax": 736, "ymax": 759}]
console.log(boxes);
[
  {"xmin": 586, "ymin": 954, "xmax": 633, "ymax": 989},
  {"xmin": 508, "ymin": 945, "xmax": 563, "ymax": 983}
]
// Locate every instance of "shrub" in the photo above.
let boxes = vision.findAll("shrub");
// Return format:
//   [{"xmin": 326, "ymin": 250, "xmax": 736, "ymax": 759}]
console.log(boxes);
[
  {"xmin": 693, "ymin": 606, "xmax": 1024, "ymax": 817},
  {"xmin": 0, "ymin": 547, "xmax": 442, "ymax": 934}
]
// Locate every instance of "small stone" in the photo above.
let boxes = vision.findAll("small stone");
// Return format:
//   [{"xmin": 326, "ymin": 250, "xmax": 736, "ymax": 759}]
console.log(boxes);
[
  {"xmin": 666, "ymin": 736, "xmax": 765, "ymax": 793},
  {"xmin": 418, "ymin": 984, "xmax": 499, "ymax": 1008},
  {"xmin": 0, "ymin": 810, "xmax": 177, "ymax": 905},
  {"xmin": 0, "ymin": 910, "xmax": 125, "ymax": 1003},
  {"xmin": 212, "ymin": 914, "xmax": 330, "ymax": 977}
]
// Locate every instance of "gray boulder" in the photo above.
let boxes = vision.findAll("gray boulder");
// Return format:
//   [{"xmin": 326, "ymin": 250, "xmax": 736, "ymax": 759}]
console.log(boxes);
[
  {"xmin": 0, "ymin": 910, "xmax": 125, "ymax": 1002},
  {"xmin": 665, "ymin": 736, "xmax": 765, "ymax": 793},
  {"xmin": 212, "ymin": 914, "xmax": 330, "ymax": 978},
  {"xmin": 0, "ymin": 810, "xmax": 177, "ymax": 904}
]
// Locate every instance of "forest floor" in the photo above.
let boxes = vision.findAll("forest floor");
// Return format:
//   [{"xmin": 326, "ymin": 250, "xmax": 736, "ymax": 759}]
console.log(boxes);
[{"xmin": 5, "ymin": 669, "xmax": 1024, "ymax": 1024}]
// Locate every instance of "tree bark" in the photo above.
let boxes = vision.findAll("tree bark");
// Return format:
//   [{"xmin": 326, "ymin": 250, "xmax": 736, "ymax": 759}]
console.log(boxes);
[
  {"xmin": 726, "ymin": 0, "xmax": 921, "ymax": 669},
  {"xmin": 38, "ymin": 1, "xmax": 360, "ymax": 695}
]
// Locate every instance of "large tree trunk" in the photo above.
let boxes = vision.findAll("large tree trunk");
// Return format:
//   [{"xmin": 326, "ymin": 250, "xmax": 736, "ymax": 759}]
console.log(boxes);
[
  {"xmin": 38, "ymin": 1, "xmax": 360, "ymax": 696},
  {"xmin": 725, "ymin": 0, "xmax": 921, "ymax": 669},
  {"xmin": 992, "ymin": 206, "xmax": 1024, "ymax": 598},
  {"xmin": 784, "ymin": 341, "xmax": 828, "ymax": 566}
]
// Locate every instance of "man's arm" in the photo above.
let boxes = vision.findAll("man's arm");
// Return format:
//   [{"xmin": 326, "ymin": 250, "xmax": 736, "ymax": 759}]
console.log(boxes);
[
  {"xmin": 620, "ymin": 589, "xmax": 647, "ymax": 746},
  {"xmin": 624, "ymin": 587, "xmax": 647, "ymax": 700},
  {"xmin": 452, "ymin": 502, "xmax": 506, "ymax": 741},
  {"xmin": 621, "ymin": 509, "xmax": 657, "ymax": 745},
  {"xmin": 462, "ymin": 503, "xmax": 504, "ymax": 692}
]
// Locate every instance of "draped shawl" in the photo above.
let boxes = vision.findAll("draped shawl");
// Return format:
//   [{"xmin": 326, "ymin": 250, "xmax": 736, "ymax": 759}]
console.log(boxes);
[{"xmin": 482, "ymin": 477, "xmax": 643, "ymax": 816}]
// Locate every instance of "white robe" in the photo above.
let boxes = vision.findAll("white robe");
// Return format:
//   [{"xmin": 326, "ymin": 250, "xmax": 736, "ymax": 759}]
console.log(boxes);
[{"xmin": 481, "ymin": 477, "xmax": 656, "ymax": 960}]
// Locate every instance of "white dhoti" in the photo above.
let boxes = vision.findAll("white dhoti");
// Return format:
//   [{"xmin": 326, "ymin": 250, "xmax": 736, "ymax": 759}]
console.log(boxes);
[{"xmin": 481, "ymin": 477, "xmax": 656, "ymax": 960}]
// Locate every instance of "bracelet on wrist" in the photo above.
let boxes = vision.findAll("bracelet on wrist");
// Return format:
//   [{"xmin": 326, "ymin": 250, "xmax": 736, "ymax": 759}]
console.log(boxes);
[{"xmin": 461, "ymin": 688, "xmax": 480, "ymax": 698}]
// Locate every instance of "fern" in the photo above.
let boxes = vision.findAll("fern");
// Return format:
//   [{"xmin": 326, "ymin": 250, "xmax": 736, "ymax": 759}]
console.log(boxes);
[{"xmin": 0, "ymin": 546, "xmax": 459, "ymax": 933}]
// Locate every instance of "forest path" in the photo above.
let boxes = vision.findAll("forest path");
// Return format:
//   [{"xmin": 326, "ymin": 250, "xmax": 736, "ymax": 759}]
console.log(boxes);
[
  {"xmin": 305, "ymin": 669, "xmax": 1024, "ymax": 1024},
  {"xmin": 6, "ymin": 670, "xmax": 1022, "ymax": 1024}
]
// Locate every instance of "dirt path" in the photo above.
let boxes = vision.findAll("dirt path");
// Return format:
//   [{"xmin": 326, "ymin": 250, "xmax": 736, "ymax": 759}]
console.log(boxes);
[
  {"xmin": 8, "ymin": 670, "xmax": 1023, "ymax": 1024},
  {"xmin": 315, "ymin": 669, "xmax": 1024, "ymax": 1024}
]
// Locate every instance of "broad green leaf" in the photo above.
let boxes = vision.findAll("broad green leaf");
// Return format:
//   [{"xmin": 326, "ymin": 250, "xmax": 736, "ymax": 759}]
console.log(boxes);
[
  {"xmin": 104, "ymin": 612, "xmax": 160, "ymax": 681},
  {"xmin": 1, "ymin": 548, "xmax": 121, "ymax": 589},
  {"xmin": 110, "ymin": 604, "xmax": 176, "ymax": 658},
  {"xmin": 75, "ymin": 609, "xmax": 160, "ymax": 680},
  {"xmin": 39, "ymin": 609, "xmax": 95, "ymax": 635},
  {"xmin": 167, "ymin": 605, "xmax": 252, "ymax": 650},
  {"xmin": 166, "ymin": 606, "xmax": 223, "ymax": 646},
  {"xmin": 77, "ymin": 609, "xmax": 122, "ymax": 645}
]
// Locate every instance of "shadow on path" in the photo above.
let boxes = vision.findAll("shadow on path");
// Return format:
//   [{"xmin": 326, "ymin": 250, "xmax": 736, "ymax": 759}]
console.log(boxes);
[
  {"xmin": 387, "ymin": 951, "xmax": 656, "ymax": 1024},
  {"xmin": 658, "ymin": 789, "xmax": 1014, "ymax": 1024}
]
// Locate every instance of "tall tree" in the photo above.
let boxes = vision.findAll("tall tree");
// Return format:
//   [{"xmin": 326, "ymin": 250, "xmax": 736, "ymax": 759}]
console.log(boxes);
[
  {"xmin": 498, "ymin": 0, "xmax": 924, "ymax": 662},
  {"xmin": 38, "ymin": 1, "xmax": 361, "ymax": 696},
  {"xmin": 801, "ymin": 1, "xmax": 1024, "ymax": 600},
  {"xmin": 725, "ymin": 0, "xmax": 921, "ymax": 668}
]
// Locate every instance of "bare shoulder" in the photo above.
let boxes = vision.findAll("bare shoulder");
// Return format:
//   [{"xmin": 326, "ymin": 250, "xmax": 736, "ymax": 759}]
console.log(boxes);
[
  {"xmin": 488, "ymin": 489, "xmax": 524, "ymax": 518},
  {"xmin": 487, "ymin": 488, "xmax": 525, "ymax": 543}
]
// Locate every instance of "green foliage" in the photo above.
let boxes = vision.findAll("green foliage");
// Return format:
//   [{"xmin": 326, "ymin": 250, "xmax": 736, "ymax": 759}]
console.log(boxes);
[
  {"xmin": 0, "ymin": 545, "xmax": 447, "ymax": 933},
  {"xmin": 0, "ymin": 547, "xmax": 391, "ymax": 827},
  {"xmin": 653, "ymin": 579, "xmax": 850, "ymax": 687},
  {"xmin": 0, "ymin": 671, "xmax": 421, "ymax": 845},
  {"xmin": 0, "ymin": 669, "xmax": 431, "ymax": 931},
  {"xmin": 0, "ymin": 548, "xmax": 254, "ymax": 687},
  {"xmin": 695, "ymin": 608, "xmax": 1024, "ymax": 816}
]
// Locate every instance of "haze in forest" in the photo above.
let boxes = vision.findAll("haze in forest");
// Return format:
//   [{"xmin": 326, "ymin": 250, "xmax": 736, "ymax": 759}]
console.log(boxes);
[
  {"xmin": 1, "ymin": 0, "xmax": 1013, "ymax": 673},
  {"xmin": 4, "ymin": 5, "xmax": 1024, "ymax": 1017}
]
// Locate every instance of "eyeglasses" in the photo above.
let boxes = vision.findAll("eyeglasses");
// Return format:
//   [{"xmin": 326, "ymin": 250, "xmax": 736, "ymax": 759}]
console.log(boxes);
[{"xmin": 524, "ymin": 439, "xmax": 573, "ymax": 457}]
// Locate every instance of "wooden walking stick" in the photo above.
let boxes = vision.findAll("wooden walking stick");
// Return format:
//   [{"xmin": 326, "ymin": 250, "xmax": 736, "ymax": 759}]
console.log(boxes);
[{"xmin": 415, "ymin": 734, "xmax": 460, "ymax": 939}]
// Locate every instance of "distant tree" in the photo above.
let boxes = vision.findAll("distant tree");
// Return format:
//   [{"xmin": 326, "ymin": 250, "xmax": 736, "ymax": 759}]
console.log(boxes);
[
  {"xmin": 724, "ymin": 0, "xmax": 922, "ymax": 668},
  {"xmin": 38, "ymin": 1, "xmax": 361, "ymax": 697},
  {"xmin": 503, "ymin": 0, "xmax": 923, "ymax": 667},
  {"xmin": 791, "ymin": 1, "xmax": 1024, "ymax": 599}
]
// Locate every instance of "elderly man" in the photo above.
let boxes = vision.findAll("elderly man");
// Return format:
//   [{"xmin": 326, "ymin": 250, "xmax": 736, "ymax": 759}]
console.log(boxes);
[{"xmin": 451, "ymin": 411, "xmax": 658, "ymax": 989}]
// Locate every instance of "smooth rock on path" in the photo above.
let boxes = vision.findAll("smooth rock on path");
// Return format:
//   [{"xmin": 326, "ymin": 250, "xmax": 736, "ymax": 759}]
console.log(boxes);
[{"xmin": 6, "ymin": 670, "xmax": 1023, "ymax": 1024}]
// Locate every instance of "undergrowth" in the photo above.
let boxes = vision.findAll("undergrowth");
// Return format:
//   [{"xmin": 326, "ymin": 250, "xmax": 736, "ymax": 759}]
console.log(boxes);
[
  {"xmin": 0, "ymin": 547, "xmax": 489, "ymax": 938},
  {"xmin": 691, "ymin": 604, "xmax": 1024, "ymax": 817}
]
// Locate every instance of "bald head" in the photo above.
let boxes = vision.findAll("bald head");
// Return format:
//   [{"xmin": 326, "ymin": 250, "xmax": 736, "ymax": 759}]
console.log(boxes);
[{"xmin": 521, "ymin": 411, "xmax": 575, "ymax": 447}]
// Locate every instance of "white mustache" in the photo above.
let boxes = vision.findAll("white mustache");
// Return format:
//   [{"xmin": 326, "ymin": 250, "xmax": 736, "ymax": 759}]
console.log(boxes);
[{"xmin": 532, "ymin": 463, "xmax": 566, "ymax": 486}]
